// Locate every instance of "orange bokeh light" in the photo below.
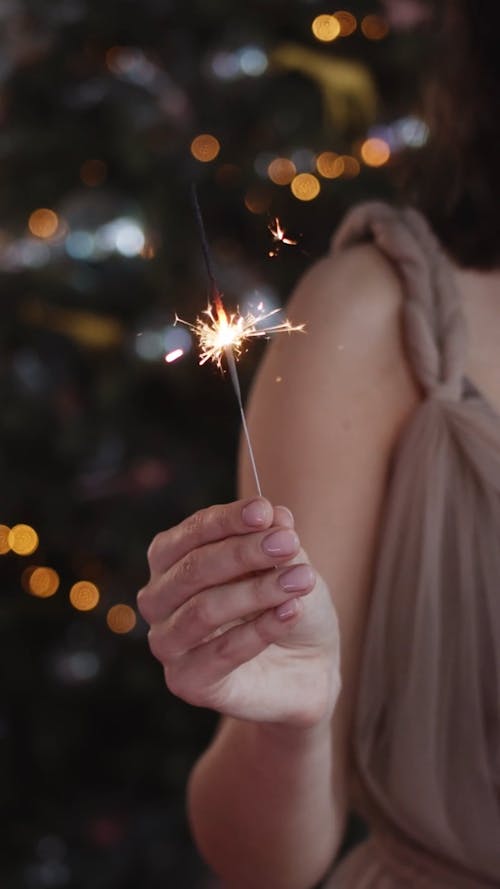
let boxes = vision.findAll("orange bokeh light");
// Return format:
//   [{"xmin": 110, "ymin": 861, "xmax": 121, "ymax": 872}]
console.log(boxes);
[
  {"xmin": 244, "ymin": 185, "xmax": 272, "ymax": 214},
  {"xmin": 190, "ymin": 134, "xmax": 220, "ymax": 163},
  {"xmin": 69, "ymin": 581, "xmax": 100, "ymax": 611},
  {"xmin": 106, "ymin": 604, "xmax": 137, "ymax": 634},
  {"xmin": 334, "ymin": 11, "xmax": 357, "ymax": 36},
  {"xmin": 28, "ymin": 567, "xmax": 60, "ymax": 598},
  {"xmin": 361, "ymin": 137, "xmax": 391, "ymax": 167},
  {"xmin": 0, "ymin": 525, "xmax": 11, "ymax": 555},
  {"xmin": 28, "ymin": 209, "xmax": 59, "ymax": 239},
  {"xmin": 340, "ymin": 155, "xmax": 361, "ymax": 178},
  {"xmin": 267, "ymin": 157, "xmax": 297, "ymax": 186},
  {"xmin": 316, "ymin": 152, "xmax": 344, "ymax": 179},
  {"xmin": 361, "ymin": 14, "xmax": 390, "ymax": 40}
]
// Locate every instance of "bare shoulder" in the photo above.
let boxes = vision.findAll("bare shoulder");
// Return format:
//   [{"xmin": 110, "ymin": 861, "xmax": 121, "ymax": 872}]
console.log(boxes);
[
  {"xmin": 246, "ymin": 242, "xmax": 421, "ymax": 463},
  {"xmin": 284, "ymin": 242, "xmax": 412, "ymax": 372}
]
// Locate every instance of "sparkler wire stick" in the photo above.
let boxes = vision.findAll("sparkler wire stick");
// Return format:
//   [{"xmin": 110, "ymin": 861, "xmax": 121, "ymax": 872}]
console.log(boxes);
[{"xmin": 191, "ymin": 185, "xmax": 263, "ymax": 496}]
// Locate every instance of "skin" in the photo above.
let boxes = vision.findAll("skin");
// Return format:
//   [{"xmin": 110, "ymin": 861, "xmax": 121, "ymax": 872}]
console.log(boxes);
[{"xmin": 137, "ymin": 244, "xmax": 500, "ymax": 889}]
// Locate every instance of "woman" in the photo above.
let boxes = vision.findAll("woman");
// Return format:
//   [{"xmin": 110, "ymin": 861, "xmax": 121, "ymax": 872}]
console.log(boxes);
[{"xmin": 137, "ymin": 1, "xmax": 500, "ymax": 886}]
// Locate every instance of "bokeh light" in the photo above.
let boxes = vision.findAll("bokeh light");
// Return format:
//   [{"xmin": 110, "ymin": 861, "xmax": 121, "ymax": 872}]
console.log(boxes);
[
  {"xmin": 361, "ymin": 14, "xmax": 390, "ymax": 40},
  {"xmin": 69, "ymin": 581, "xmax": 100, "ymax": 611},
  {"xmin": 27, "ymin": 566, "xmax": 60, "ymax": 598},
  {"xmin": 334, "ymin": 11, "xmax": 357, "ymax": 36},
  {"xmin": 0, "ymin": 525, "xmax": 11, "ymax": 555},
  {"xmin": 340, "ymin": 155, "xmax": 361, "ymax": 178},
  {"xmin": 316, "ymin": 152, "xmax": 344, "ymax": 179},
  {"xmin": 80, "ymin": 159, "xmax": 107, "ymax": 187},
  {"xmin": 361, "ymin": 137, "xmax": 391, "ymax": 167},
  {"xmin": 8, "ymin": 524, "xmax": 39, "ymax": 555},
  {"xmin": 290, "ymin": 173, "xmax": 321, "ymax": 201},
  {"xmin": 106, "ymin": 604, "xmax": 137, "ymax": 634},
  {"xmin": 267, "ymin": 157, "xmax": 296, "ymax": 186},
  {"xmin": 28, "ymin": 209, "xmax": 59, "ymax": 239},
  {"xmin": 190, "ymin": 134, "xmax": 220, "ymax": 162},
  {"xmin": 311, "ymin": 14, "xmax": 340, "ymax": 42},
  {"xmin": 244, "ymin": 184, "xmax": 272, "ymax": 214}
]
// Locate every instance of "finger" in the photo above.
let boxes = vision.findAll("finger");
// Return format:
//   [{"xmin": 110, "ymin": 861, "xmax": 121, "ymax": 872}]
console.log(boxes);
[
  {"xmin": 147, "ymin": 498, "xmax": 274, "ymax": 578},
  {"xmin": 273, "ymin": 505, "xmax": 294, "ymax": 528},
  {"xmin": 139, "ymin": 525, "xmax": 302, "ymax": 624},
  {"xmin": 148, "ymin": 562, "xmax": 315, "ymax": 659},
  {"xmin": 164, "ymin": 598, "xmax": 304, "ymax": 706}
]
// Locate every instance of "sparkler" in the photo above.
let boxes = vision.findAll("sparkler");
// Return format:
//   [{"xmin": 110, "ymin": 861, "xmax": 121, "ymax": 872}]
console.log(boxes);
[{"xmin": 177, "ymin": 186, "xmax": 304, "ymax": 495}]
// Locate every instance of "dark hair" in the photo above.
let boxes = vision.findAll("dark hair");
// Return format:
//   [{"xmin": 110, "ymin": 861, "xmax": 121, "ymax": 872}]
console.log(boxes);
[{"xmin": 401, "ymin": 0, "xmax": 500, "ymax": 269}]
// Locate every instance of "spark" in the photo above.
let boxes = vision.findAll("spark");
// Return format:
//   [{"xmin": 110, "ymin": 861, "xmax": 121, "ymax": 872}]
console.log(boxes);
[
  {"xmin": 165, "ymin": 348, "xmax": 184, "ymax": 363},
  {"xmin": 175, "ymin": 292, "xmax": 304, "ymax": 370},
  {"xmin": 268, "ymin": 216, "xmax": 299, "ymax": 257}
]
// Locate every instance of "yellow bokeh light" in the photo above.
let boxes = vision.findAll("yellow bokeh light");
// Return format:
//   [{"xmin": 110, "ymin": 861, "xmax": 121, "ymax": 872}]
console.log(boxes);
[
  {"xmin": 361, "ymin": 137, "xmax": 391, "ymax": 167},
  {"xmin": 361, "ymin": 14, "xmax": 389, "ymax": 40},
  {"xmin": 28, "ymin": 567, "xmax": 60, "ymax": 598},
  {"xmin": 0, "ymin": 525, "xmax": 11, "ymax": 555},
  {"xmin": 80, "ymin": 159, "xmax": 107, "ymax": 187},
  {"xmin": 311, "ymin": 14, "xmax": 341, "ymax": 42},
  {"xmin": 340, "ymin": 155, "xmax": 361, "ymax": 178},
  {"xmin": 69, "ymin": 581, "xmax": 100, "ymax": 611},
  {"xmin": 28, "ymin": 209, "xmax": 59, "ymax": 239},
  {"xmin": 316, "ymin": 152, "xmax": 344, "ymax": 179},
  {"xmin": 190, "ymin": 134, "xmax": 221, "ymax": 163},
  {"xmin": 267, "ymin": 157, "xmax": 297, "ymax": 186},
  {"xmin": 8, "ymin": 524, "xmax": 39, "ymax": 556},
  {"xmin": 106, "ymin": 604, "xmax": 137, "ymax": 634},
  {"xmin": 290, "ymin": 173, "xmax": 321, "ymax": 201},
  {"xmin": 334, "ymin": 10, "xmax": 358, "ymax": 36}
]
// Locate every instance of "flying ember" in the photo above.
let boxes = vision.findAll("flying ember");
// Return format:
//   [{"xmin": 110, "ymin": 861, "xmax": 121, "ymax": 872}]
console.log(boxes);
[{"xmin": 268, "ymin": 216, "xmax": 299, "ymax": 257}]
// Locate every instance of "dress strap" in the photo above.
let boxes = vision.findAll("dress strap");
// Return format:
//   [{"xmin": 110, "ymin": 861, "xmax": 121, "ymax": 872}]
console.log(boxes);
[{"xmin": 331, "ymin": 202, "xmax": 467, "ymax": 402}]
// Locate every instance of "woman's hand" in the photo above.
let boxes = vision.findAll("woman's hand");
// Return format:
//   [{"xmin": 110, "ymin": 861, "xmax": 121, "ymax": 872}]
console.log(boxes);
[{"xmin": 137, "ymin": 498, "xmax": 341, "ymax": 728}]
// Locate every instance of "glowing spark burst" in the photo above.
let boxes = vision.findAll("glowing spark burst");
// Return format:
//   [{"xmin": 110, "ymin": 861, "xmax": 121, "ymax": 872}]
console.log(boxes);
[
  {"xmin": 175, "ymin": 293, "xmax": 304, "ymax": 369},
  {"xmin": 268, "ymin": 217, "xmax": 299, "ymax": 257}
]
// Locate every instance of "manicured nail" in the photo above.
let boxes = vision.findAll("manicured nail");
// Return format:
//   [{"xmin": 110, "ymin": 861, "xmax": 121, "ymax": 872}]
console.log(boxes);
[
  {"xmin": 275, "ymin": 505, "xmax": 294, "ymax": 527},
  {"xmin": 242, "ymin": 499, "xmax": 270, "ymax": 527},
  {"xmin": 276, "ymin": 599, "xmax": 298, "ymax": 621},
  {"xmin": 278, "ymin": 564, "xmax": 315, "ymax": 592},
  {"xmin": 262, "ymin": 529, "xmax": 299, "ymax": 557}
]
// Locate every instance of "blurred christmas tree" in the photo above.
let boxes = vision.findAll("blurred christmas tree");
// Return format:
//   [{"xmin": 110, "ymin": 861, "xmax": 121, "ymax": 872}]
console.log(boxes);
[{"xmin": 0, "ymin": 1, "xmax": 431, "ymax": 885}]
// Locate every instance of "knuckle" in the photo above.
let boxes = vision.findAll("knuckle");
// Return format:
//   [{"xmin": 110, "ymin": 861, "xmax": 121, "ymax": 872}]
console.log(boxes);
[
  {"xmin": 183, "ymin": 509, "xmax": 205, "ymax": 545},
  {"xmin": 212, "ymin": 503, "xmax": 231, "ymax": 535},
  {"xmin": 189, "ymin": 594, "xmax": 215, "ymax": 636},
  {"xmin": 147, "ymin": 532, "xmax": 165, "ymax": 569},
  {"xmin": 174, "ymin": 552, "xmax": 200, "ymax": 587}
]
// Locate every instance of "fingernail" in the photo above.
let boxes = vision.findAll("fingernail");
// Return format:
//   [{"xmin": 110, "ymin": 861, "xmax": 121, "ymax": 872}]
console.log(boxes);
[
  {"xmin": 276, "ymin": 599, "xmax": 298, "ymax": 621},
  {"xmin": 262, "ymin": 529, "xmax": 299, "ymax": 557},
  {"xmin": 242, "ymin": 499, "xmax": 270, "ymax": 527},
  {"xmin": 275, "ymin": 506, "xmax": 294, "ymax": 527},
  {"xmin": 278, "ymin": 564, "xmax": 315, "ymax": 592}
]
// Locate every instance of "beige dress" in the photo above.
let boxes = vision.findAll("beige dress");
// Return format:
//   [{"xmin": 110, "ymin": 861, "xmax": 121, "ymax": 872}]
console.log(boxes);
[{"xmin": 324, "ymin": 204, "xmax": 500, "ymax": 888}]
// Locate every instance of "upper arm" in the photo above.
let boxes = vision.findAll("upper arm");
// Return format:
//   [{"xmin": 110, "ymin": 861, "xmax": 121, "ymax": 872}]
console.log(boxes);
[{"xmin": 238, "ymin": 243, "xmax": 421, "ymax": 821}]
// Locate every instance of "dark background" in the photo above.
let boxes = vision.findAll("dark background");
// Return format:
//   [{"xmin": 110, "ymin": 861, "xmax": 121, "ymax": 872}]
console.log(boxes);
[{"xmin": 0, "ymin": 1, "xmax": 430, "ymax": 885}]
